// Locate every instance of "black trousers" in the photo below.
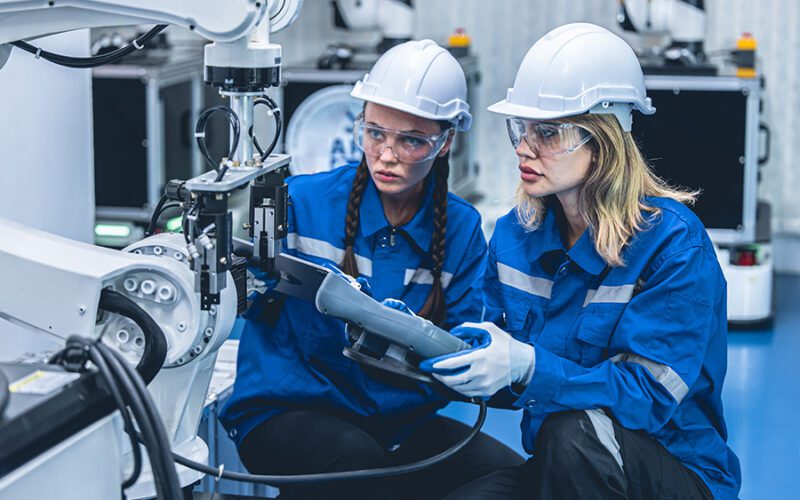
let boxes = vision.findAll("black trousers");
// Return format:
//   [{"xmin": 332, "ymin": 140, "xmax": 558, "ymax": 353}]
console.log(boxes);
[
  {"xmin": 444, "ymin": 410, "xmax": 714, "ymax": 500},
  {"xmin": 238, "ymin": 409, "xmax": 524, "ymax": 499}
]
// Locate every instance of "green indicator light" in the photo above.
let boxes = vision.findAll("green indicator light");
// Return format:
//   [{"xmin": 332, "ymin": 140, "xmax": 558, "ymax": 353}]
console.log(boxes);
[
  {"xmin": 95, "ymin": 223, "xmax": 131, "ymax": 238},
  {"xmin": 166, "ymin": 216, "xmax": 183, "ymax": 232}
]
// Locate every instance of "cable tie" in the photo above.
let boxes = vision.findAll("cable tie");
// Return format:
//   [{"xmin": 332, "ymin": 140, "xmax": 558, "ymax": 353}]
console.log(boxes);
[
  {"xmin": 35, "ymin": 47, "xmax": 42, "ymax": 59},
  {"xmin": 132, "ymin": 39, "xmax": 144, "ymax": 50},
  {"xmin": 266, "ymin": 107, "xmax": 282, "ymax": 117},
  {"xmin": 194, "ymin": 132, "xmax": 206, "ymax": 138},
  {"xmin": 216, "ymin": 463, "xmax": 224, "ymax": 481}
]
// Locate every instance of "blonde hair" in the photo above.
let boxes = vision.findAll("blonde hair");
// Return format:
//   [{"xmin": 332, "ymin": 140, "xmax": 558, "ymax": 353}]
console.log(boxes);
[{"xmin": 515, "ymin": 113, "xmax": 698, "ymax": 267}]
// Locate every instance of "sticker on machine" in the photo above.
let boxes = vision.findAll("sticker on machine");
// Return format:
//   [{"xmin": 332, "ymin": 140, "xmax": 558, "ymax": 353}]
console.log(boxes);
[{"xmin": 8, "ymin": 370, "xmax": 80, "ymax": 396}]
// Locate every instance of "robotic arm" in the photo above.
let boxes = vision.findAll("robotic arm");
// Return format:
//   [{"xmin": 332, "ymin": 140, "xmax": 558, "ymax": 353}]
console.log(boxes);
[
  {"xmin": 0, "ymin": 1, "xmax": 301, "ymax": 497},
  {"xmin": 333, "ymin": 0, "xmax": 414, "ymax": 53},
  {"xmin": 617, "ymin": 0, "xmax": 708, "ymax": 65}
]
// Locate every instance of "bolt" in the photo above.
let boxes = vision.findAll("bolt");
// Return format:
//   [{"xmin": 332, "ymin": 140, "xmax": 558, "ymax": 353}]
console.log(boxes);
[
  {"xmin": 78, "ymin": 306, "xmax": 87, "ymax": 315},
  {"xmin": 157, "ymin": 285, "xmax": 175, "ymax": 302},
  {"xmin": 204, "ymin": 327, "xmax": 214, "ymax": 337},
  {"xmin": 193, "ymin": 346, "xmax": 203, "ymax": 355},
  {"xmin": 219, "ymin": 257, "xmax": 227, "ymax": 265},
  {"xmin": 177, "ymin": 321, "xmax": 187, "ymax": 332},
  {"xmin": 140, "ymin": 279, "xmax": 156, "ymax": 295},
  {"xmin": 209, "ymin": 306, "xmax": 217, "ymax": 316},
  {"xmin": 117, "ymin": 329, "xmax": 130, "ymax": 343},
  {"xmin": 153, "ymin": 246, "xmax": 163, "ymax": 256},
  {"xmin": 123, "ymin": 278, "xmax": 138, "ymax": 292}
]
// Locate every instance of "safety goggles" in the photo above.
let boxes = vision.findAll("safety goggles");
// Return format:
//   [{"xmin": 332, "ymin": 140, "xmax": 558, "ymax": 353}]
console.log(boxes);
[
  {"xmin": 506, "ymin": 118, "xmax": 593, "ymax": 158},
  {"xmin": 353, "ymin": 114, "xmax": 451, "ymax": 164}
]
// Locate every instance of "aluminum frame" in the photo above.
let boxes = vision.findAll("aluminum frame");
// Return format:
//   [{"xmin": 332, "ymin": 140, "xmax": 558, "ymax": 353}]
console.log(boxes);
[{"xmin": 643, "ymin": 74, "xmax": 762, "ymax": 245}]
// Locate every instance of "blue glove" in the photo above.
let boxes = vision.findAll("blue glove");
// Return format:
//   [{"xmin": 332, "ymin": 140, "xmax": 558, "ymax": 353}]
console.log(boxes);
[
  {"xmin": 418, "ymin": 325, "xmax": 492, "ymax": 375},
  {"xmin": 419, "ymin": 322, "xmax": 535, "ymax": 398},
  {"xmin": 246, "ymin": 267, "xmax": 279, "ymax": 301},
  {"xmin": 322, "ymin": 262, "xmax": 372, "ymax": 296},
  {"xmin": 381, "ymin": 298, "xmax": 415, "ymax": 315}
]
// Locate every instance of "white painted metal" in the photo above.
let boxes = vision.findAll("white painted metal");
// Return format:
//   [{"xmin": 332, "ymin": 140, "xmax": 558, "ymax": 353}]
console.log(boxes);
[
  {"xmin": 0, "ymin": 414, "xmax": 124, "ymax": 499},
  {"xmin": 0, "ymin": 0, "xmax": 267, "ymax": 45}
]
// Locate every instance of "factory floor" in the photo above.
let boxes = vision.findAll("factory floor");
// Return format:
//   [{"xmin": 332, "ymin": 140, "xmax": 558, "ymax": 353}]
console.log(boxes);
[{"xmin": 441, "ymin": 273, "xmax": 800, "ymax": 499}]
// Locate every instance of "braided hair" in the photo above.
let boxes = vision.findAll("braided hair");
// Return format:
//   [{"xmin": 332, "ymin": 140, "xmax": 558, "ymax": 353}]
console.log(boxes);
[{"xmin": 340, "ymin": 145, "xmax": 451, "ymax": 327}]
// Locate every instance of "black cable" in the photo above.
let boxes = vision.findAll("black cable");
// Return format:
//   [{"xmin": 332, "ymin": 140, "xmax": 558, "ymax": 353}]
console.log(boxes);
[
  {"xmin": 173, "ymin": 400, "xmax": 487, "ymax": 485},
  {"xmin": 100, "ymin": 343, "xmax": 183, "ymax": 499},
  {"xmin": 88, "ymin": 345, "xmax": 142, "ymax": 489},
  {"xmin": 146, "ymin": 196, "xmax": 182, "ymax": 237},
  {"xmin": 146, "ymin": 195, "xmax": 169, "ymax": 237},
  {"xmin": 0, "ymin": 366, "xmax": 9, "ymax": 417},
  {"xmin": 96, "ymin": 342, "xmax": 182, "ymax": 500},
  {"xmin": 51, "ymin": 337, "xmax": 180, "ymax": 498},
  {"xmin": 11, "ymin": 25, "xmax": 168, "ymax": 69},
  {"xmin": 196, "ymin": 106, "xmax": 241, "ymax": 180},
  {"xmin": 251, "ymin": 95, "xmax": 283, "ymax": 161},
  {"xmin": 98, "ymin": 288, "xmax": 167, "ymax": 385}
]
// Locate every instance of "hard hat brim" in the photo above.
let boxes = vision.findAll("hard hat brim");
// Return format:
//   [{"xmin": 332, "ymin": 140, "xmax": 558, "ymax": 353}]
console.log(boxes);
[
  {"xmin": 487, "ymin": 99, "xmax": 585, "ymax": 121},
  {"xmin": 353, "ymin": 91, "xmax": 472, "ymax": 131}
]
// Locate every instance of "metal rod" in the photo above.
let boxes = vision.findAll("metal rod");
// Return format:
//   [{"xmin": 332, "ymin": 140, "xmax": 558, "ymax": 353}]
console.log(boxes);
[{"xmin": 228, "ymin": 93, "xmax": 255, "ymax": 165}]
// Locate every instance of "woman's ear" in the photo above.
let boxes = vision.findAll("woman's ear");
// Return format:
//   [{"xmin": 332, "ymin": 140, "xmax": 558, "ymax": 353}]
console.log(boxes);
[{"xmin": 438, "ymin": 129, "xmax": 456, "ymax": 157}]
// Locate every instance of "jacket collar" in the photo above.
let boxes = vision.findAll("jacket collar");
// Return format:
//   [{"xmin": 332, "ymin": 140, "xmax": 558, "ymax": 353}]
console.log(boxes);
[
  {"xmin": 529, "ymin": 199, "xmax": 607, "ymax": 275},
  {"xmin": 359, "ymin": 172, "xmax": 435, "ymax": 252}
]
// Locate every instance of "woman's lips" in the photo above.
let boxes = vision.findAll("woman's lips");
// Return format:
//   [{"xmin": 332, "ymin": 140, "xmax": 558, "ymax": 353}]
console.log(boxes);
[
  {"xmin": 375, "ymin": 170, "xmax": 402, "ymax": 182},
  {"xmin": 519, "ymin": 164, "xmax": 543, "ymax": 182}
]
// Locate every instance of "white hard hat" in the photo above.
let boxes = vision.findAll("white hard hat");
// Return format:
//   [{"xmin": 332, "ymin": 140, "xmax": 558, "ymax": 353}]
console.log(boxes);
[
  {"xmin": 488, "ymin": 23, "xmax": 655, "ymax": 131},
  {"xmin": 351, "ymin": 39, "xmax": 472, "ymax": 131}
]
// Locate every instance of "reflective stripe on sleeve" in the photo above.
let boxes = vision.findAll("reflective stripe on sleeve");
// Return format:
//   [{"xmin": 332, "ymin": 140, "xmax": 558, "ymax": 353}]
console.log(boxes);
[
  {"xmin": 497, "ymin": 262, "xmax": 552, "ymax": 299},
  {"xmin": 611, "ymin": 353, "xmax": 689, "ymax": 403},
  {"xmin": 286, "ymin": 233, "xmax": 373, "ymax": 276}
]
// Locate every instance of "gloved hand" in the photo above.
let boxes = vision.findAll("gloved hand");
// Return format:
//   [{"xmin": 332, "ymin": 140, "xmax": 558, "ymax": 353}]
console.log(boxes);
[
  {"xmin": 381, "ymin": 298, "xmax": 415, "ymax": 315},
  {"xmin": 322, "ymin": 262, "xmax": 372, "ymax": 296},
  {"xmin": 246, "ymin": 267, "xmax": 279, "ymax": 301},
  {"xmin": 419, "ymin": 322, "xmax": 535, "ymax": 398}
]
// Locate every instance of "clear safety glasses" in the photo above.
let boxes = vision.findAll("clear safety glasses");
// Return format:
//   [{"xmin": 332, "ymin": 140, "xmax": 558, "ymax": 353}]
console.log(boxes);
[
  {"xmin": 353, "ymin": 114, "xmax": 450, "ymax": 164},
  {"xmin": 506, "ymin": 118, "xmax": 593, "ymax": 158}
]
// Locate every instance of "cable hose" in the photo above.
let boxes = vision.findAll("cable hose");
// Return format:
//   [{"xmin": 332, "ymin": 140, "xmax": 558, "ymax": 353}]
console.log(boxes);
[
  {"xmin": 98, "ymin": 288, "xmax": 167, "ymax": 385},
  {"xmin": 172, "ymin": 400, "xmax": 487, "ymax": 485},
  {"xmin": 12, "ymin": 25, "xmax": 168, "ymax": 69}
]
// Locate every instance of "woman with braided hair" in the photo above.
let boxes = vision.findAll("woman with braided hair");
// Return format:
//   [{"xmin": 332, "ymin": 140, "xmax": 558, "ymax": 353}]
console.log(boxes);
[{"xmin": 220, "ymin": 40, "xmax": 523, "ymax": 499}]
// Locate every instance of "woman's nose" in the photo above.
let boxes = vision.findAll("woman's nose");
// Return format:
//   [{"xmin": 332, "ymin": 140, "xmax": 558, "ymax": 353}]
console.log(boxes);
[
  {"xmin": 379, "ymin": 144, "xmax": 400, "ymax": 162},
  {"xmin": 515, "ymin": 140, "xmax": 537, "ymax": 159}
]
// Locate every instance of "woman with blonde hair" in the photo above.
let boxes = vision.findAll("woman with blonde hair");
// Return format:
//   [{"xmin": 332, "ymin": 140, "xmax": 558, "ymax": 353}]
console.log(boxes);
[{"xmin": 422, "ymin": 23, "xmax": 741, "ymax": 499}]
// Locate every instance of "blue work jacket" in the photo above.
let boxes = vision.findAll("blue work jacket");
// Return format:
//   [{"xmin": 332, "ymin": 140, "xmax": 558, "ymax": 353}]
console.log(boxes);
[
  {"xmin": 486, "ymin": 197, "xmax": 741, "ymax": 499},
  {"xmin": 220, "ymin": 164, "xmax": 487, "ymax": 447}
]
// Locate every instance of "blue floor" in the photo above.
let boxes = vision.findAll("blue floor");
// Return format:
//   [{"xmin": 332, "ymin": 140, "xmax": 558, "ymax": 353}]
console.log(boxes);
[{"xmin": 441, "ymin": 273, "xmax": 800, "ymax": 499}]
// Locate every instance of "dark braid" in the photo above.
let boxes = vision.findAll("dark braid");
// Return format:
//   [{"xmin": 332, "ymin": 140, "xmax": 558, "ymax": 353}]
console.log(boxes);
[
  {"xmin": 340, "ymin": 157, "xmax": 371, "ymax": 276},
  {"xmin": 417, "ymin": 154, "xmax": 450, "ymax": 326}
]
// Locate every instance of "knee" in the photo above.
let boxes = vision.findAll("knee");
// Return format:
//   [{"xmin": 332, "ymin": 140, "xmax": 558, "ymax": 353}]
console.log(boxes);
[
  {"xmin": 326, "ymin": 427, "xmax": 387, "ymax": 470},
  {"xmin": 535, "ymin": 411, "xmax": 594, "ymax": 471}
]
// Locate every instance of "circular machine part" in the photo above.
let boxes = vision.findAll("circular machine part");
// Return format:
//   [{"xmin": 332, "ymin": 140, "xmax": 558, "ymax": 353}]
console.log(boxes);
[
  {"xmin": 269, "ymin": 0, "xmax": 305, "ymax": 34},
  {"xmin": 285, "ymin": 84, "xmax": 364, "ymax": 175}
]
